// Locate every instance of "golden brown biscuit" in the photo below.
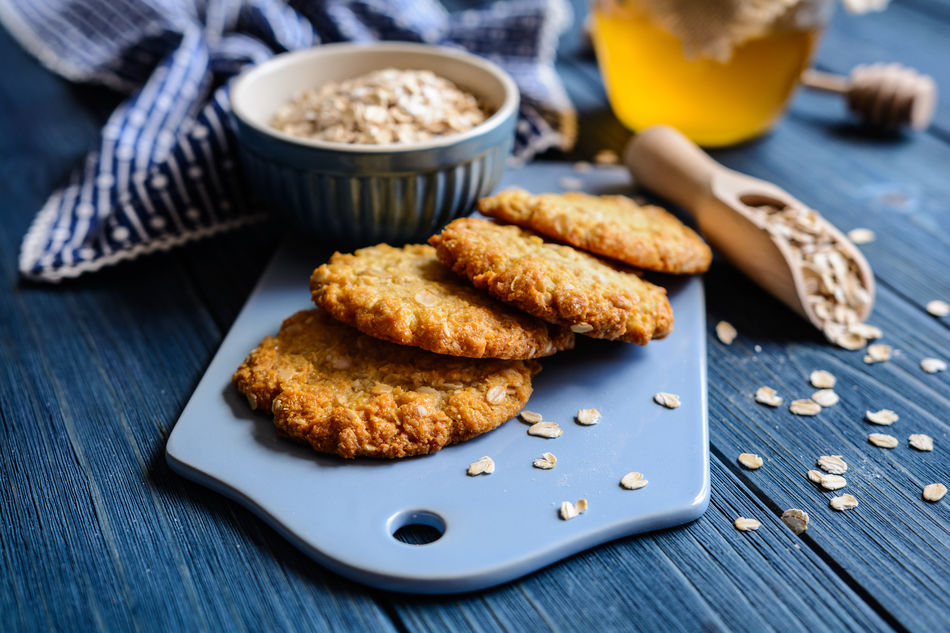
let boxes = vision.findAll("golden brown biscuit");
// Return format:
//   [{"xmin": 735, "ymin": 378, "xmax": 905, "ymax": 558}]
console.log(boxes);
[
  {"xmin": 233, "ymin": 309, "xmax": 539, "ymax": 459},
  {"xmin": 429, "ymin": 218, "xmax": 673, "ymax": 344},
  {"xmin": 310, "ymin": 243, "xmax": 573, "ymax": 359},
  {"xmin": 478, "ymin": 189, "xmax": 712, "ymax": 274}
]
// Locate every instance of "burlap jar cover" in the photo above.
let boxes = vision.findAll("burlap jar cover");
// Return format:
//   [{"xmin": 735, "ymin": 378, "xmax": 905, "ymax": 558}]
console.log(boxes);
[{"xmin": 596, "ymin": 0, "xmax": 887, "ymax": 62}]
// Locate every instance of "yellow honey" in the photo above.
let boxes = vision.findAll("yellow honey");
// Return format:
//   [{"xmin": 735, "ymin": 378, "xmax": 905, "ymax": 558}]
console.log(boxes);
[{"xmin": 591, "ymin": 3, "xmax": 825, "ymax": 146}]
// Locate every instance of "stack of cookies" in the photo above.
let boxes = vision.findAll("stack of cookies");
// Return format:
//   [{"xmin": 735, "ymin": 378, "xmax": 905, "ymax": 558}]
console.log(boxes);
[{"xmin": 233, "ymin": 190, "xmax": 711, "ymax": 459}]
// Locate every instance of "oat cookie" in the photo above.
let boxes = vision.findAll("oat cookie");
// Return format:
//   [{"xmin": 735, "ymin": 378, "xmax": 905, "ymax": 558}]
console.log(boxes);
[
  {"xmin": 310, "ymin": 243, "xmax": 573, "ymax": 359},
  {"xmin": 233, "ymin": 310, "xmax": 539, "ymax": 459},
  {"xmin": 478, "ymin": 189, "xmax": 712, "ymax": 274},
  {"xmin": 429, "ymin": 218, "xmax": 673, "ymax": 344}
]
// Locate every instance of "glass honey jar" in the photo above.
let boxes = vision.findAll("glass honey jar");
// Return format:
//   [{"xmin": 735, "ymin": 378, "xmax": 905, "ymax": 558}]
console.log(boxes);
[{"xmin": 590, "ymin": 0, "xmax": 834, "ymax": 146}]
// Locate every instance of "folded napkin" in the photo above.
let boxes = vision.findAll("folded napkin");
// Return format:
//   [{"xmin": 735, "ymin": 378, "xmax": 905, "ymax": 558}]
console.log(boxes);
[{"xmin": 2, "ymin": 0, "xmax": 576, "ymax": 282}]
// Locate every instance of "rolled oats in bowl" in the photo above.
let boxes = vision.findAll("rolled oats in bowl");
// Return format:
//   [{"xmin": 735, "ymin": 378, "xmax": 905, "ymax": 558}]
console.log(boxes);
[{"xmin": 270, "ymin": 68, "xmax": 489, "ymax": 145}]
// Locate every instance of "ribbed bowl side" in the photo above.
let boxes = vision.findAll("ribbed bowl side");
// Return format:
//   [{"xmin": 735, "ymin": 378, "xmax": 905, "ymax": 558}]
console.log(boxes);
[{"xmin": 237, "ymin": 125, "xmax": 513, "ymax": 246}]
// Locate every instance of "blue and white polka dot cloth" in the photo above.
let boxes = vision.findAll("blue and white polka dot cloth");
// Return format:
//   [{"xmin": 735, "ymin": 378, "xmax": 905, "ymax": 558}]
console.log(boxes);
[{"xmin": 1, "ymin": 0, "xmax": 576, "ymax": 282}]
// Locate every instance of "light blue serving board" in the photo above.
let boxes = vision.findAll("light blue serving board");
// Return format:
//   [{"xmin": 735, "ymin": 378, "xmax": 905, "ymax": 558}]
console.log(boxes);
[{"xmin": 166, "ymin": 163, "xmax": 709, "ymax": 594}]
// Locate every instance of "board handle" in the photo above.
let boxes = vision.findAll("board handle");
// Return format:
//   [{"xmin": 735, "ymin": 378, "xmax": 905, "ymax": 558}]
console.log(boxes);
[{"xmin": 624, "ymin": 125, "xmax": 721, "ymax": 215}]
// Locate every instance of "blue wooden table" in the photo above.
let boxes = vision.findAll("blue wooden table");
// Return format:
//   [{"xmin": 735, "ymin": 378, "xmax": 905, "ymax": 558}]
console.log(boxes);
[{"xmin": 2, "ymin": 2, "xmax": 948, "ymax": 631}]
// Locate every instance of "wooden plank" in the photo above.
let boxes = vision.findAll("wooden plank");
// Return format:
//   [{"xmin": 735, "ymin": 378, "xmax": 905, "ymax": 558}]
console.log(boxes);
[
  {"xmin": 0, "ymin": 28, "xmax": 398, "ymax": 633},
  {"xmin": 388, "ymin": 457, "xmax": 893, "ymax": 633},
  {"xmin": 815, "ymin": 2, "xmax": 950, "ymax": 134}
]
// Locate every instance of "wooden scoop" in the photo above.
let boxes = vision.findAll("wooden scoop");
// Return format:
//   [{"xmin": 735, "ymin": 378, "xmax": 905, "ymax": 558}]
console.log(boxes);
[
  {"xmin": 801, "ymin": 63, "xmax": 937, "ymax": 130},
  {"xmin": 625, "ymin": 125, "xmax": 875, "ymax": 330}
]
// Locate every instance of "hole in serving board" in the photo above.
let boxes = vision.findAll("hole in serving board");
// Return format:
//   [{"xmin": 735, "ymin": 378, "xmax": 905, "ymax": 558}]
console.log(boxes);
[
  {"xmin": 739, "ymin": 193, "xmax": 788, "ymax": 211},
  {"xmin": 389, "ymin": 509, "xmax": 445, "ymax": 546}
]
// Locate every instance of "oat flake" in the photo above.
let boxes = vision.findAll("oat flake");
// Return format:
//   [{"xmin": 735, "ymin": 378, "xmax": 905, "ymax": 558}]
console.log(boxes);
[
  {"xmin": 790, "ymin": 399, "xmax": 822, "ymax": 416},
  {"xmin": 486, "ymin": 385, "xmax": 507, "ymax": 405},
  {"xmin": 467, "ymin": 456, "xmax": 495, "ymax": 476},
  {"xmin": 817, "ymin": 455, "xmax": 848, "ymax": 474},
  {"xmin": 863, "ymin": 343, "xmax": 892, "ymax": 364},
  {"xmin": 533, "ymin": 452, "xmax": 557, "ymax": 469},
  {"xmin": 737, "ymin": 453, "xmax": 763, "ymax": 469},
  {"xmin": 807, "ymin": 469, "xmax": 824, "ymax": 484},
  {"xmin": 594, "ymin": 149, "xmax": 620, "ymax": 165},
  {"xmin": 528, "ymin": 421, "xmax": 563, "ymax": 438},
  {"xmin": 847, "ymin": 228, "xmax": 875, "ymax": 244},
  {"xmin": 576, "ymin": 408, "xmax": 602, "ymax": 425},
  {"xmin": 781, "ymin": 509, "xmax": 809, "ymax": 534},
  {"xmin": 809, "ymin": 370, "xmax": 837, "ymax": 389},
  {"xmin": 819, "ymin": 474, "xmax": 848, "ymax": 490},
  {"xmin": 560, "ymin": 499, "xmax": 588, "ymax": 520},
  {"xmin": 868, "ymin": 433, "xmax": 899, "ymax": 448},
  {"xmin": 926, "ymin": 300, "xmax": 949, "ymax": 317},
  {"xmin": 908, "ymin": 434, "xmax": 934, "ymax": 452},
  {"xmin": 829, "ymin": 493, "xmax": 859, "ymax": 511},
  {"xmin": 866, "ymin": 409, "xmax": 898, "ymax": 425},
  {"xmin": 811, "ymin": 389, "xmax": 839, "ymax": 407},
  {"xmin": 716, "ymin": 320, "xmax": 737, "ymax": 344},
  {"xmin": 654, "ymin": 392, "xmax": 681, "ymax": 409},
  {"xmin": 734, "ymin": 517, "xmax": 761, "ymax": 532},
  {"xmin": 571, "ymin": 323, "xmax": 594, "ymax": 333},
  {"xmin": 922, "ymin": 483, "xmax": 947, "ymax": 502},
  {"xmin": 920, "ymin": 358, "xmax": 947, "ymax": 374},
  {"xmin": 620, "ymin": 472, "xmax": 648, "ymax": 490},
  {"xmin": 520, "ymin": 410, "xmax": 543, "ymax": 424},
  {"xmin": 755, "ymin": 386, "xmax": 783, "ymax": 407}
]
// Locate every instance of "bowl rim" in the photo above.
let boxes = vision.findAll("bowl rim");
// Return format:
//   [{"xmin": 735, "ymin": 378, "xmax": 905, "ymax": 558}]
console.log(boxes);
[{"xmin": 230, "ymin": 41, "xmax": 519, "ymax": 155}]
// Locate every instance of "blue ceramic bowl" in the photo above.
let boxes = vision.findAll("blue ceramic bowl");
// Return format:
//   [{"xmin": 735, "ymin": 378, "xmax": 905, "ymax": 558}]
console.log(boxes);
[{"xmin": 230, "ymin": 42, "xmax": 518, "ymax": 245}]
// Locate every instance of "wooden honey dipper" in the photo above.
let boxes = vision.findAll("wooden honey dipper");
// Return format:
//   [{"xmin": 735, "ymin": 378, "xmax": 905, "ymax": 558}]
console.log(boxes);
[{"xmin": 800, "ymin": 63, "xmax": 937, "ymax": 130}]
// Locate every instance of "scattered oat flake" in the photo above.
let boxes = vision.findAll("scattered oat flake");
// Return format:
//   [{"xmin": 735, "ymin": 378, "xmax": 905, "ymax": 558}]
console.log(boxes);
[
  {"xmin": 810, "ymin": 370, "xmax": 837, "ymax": 389},
  {"xmin": 850, "ymin": 323, "xmax": 883, "ymax": 340},
  {"xmin": 559, "ymin": 499, "xmax": 588, "ymax": 520},
  {"xmin": 811, "ymin": 389, "xmax": 839, "ymax": 407},
  {"xmin": 620, "ymin": 472, "xmax": 648, "ymax": 490},
  {"xmin": 781, "ymin": 509, "xmax": 809, "ymax": 534},
  {"xmin": 559, "ymin": 501, "xmax": 579, "ymax": 520},
  {"xmin": 593, "ymin": 148, "xmax": 620, "ymax": 165},
  {"xmin": 737, "ymin": 453, "xmax": 764, "ymax": 469},
  {"xmin": 716, "ymin": 320, "xmax": 737, "ymax": 344},
  {"xmin": 573, "ymin": 160, "xmax": 592, "ymax": 172},
  {"xmin": 467, "ymin": 456, "xmax": 495, "ymax": 476},
  {"xmin": 533, "ymin": 452, "xmax": 557, "ymax": 469},
  {"xmin": 807, "ymin": 470, "xmax": 824, "ymax": 484},
  {"xmin": 528, "ymin": 421, "xmax": 563, "ymax": 438},
  {"xmin": 654, "ymin": 392, "xmax": 681, "ymax": 409},
  {"xmin": 558, "ymin": 176, "xmax": 584, "ymax": 190},
  {"xmin": 817, "ymin": 455, "xmax": 848, "ymax": 474},
  {"xmin": 847, "ymin": 228, "xmax": 875, "ymax": 244},
  {"xmin": 819, "ymin": 474, "xmax": 848, "ymax": 490},
  {"xmin": 734, "ymin": 517, "xmax": 761, "ymax": 532},
  {"xmin": 832, "ymin": 331, "xmax": 867, "ymax": 351},
  {"xmin": 830, "ymin": 493, "xmax": 859, "ymax": 511},
  {"xmin": 520, "ymin": 409, "xmax": 543, "ymax": 424},
  {"xmin": 863, "ymin": 344, "xmax": 892, "ymax": 364},
  {"xmin": 866, "ymin": 409, "xmax": 898, "ymax": 425},
  {"xmin": 576, "ymin": 408, "xmax": 601, "ymax": 425},
  {"xmin": 868, "ymin": 433, "xmax": 899, "ymax": 448},
  {"xmin": 926, "ymin": 300, "xmax": 949, "ymax": 317},
  {"xmin": 908, "ymin": 434, "xmax": 934, "ymax": 452},
  {"xmin": 923, "ymin": 483, "xmax": 947, "ymax": 503},
  {"xmin": 921, "ymin": 358, "xmax": 947, "ymax": 374},
  {"xmin": 755, "ymin": 386, "xmax": 783, "ymax": 407},
  {"xmin": 790, "ymin": 399, "xmax": 822, "ymax": 416}
]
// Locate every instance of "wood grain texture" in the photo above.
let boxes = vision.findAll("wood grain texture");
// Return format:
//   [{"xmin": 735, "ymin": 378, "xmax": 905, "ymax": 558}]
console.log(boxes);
[{"xmin": 388, "ymin": 458, "xmax": 893, "ymax": 633}]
